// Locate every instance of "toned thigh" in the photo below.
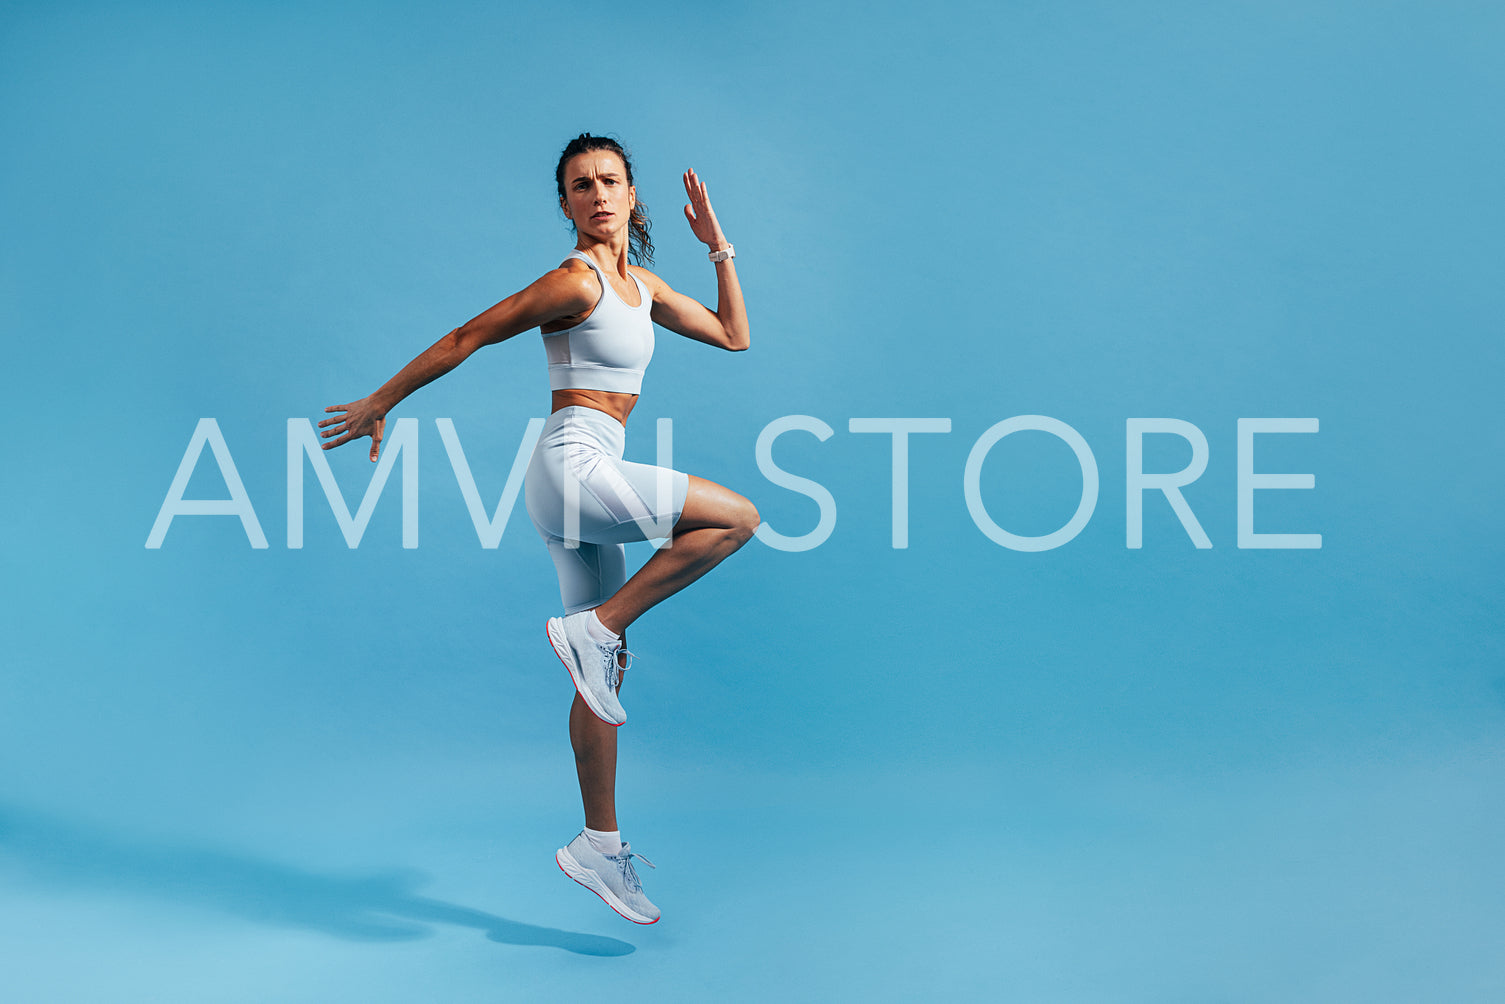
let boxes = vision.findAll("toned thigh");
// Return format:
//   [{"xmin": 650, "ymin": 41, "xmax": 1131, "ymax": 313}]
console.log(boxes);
[{"xmin": 675, "ymin": 475, "xmax": 760, "ymax": 533}]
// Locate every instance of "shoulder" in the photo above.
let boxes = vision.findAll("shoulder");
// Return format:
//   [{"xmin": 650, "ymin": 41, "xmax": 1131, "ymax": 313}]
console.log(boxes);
[
  {"xmin": 628, "ymin": 264, "xmax": 671, "ymax": 300},
  {"xmin": 554, "ymin": 256, "xmax": 599, "ymax": 285},
  {"xmin": 530, "ymin": 260, "xmax": 601, "ymax": 312}
]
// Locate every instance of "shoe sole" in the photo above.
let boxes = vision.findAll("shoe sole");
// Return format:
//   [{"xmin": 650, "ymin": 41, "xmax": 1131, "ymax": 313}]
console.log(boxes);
[
  {"xmin": 546, "ymin": 618, "xmax": 625, "ymax": 727},
  {"xmin": 556, "ymin": 845, "xmax": 659, "ymax": 924}
]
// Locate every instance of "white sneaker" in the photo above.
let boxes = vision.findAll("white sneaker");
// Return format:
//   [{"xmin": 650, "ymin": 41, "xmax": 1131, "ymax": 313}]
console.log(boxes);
[
  {"xmin": 556, "ymin": 831, "xmax": 660, "ymax": 924},
  {"xmin": 546, "ymin": 612, "xmax": 626, "ymax": 726}
]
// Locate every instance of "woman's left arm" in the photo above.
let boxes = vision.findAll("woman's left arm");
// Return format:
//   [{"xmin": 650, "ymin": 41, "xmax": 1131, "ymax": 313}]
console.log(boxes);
[{"xmin": 643, "ymin": 169, "xmax": 749, "ymax": 351}]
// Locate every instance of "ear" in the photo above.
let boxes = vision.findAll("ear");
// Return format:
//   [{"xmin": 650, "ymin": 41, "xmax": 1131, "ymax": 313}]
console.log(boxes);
[{"xmin": 560, "ymin": 196, "xmax": 570, "ymax": 219}]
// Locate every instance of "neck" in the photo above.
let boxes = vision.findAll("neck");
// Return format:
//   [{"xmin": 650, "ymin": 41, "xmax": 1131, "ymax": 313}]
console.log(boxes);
[{"xmin": 575, "ymin": 235, "xmax": 631, "ymax": 275}]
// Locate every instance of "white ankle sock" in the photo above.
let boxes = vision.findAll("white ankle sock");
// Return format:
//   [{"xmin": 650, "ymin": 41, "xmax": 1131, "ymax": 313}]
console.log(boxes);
[
  {"xmin": 584, "ymin": 826, "xmax": 622, "ymax": 856},
  {"xmin": 584, "ymin": 611, "xmax": 619, "ymax": 646}
]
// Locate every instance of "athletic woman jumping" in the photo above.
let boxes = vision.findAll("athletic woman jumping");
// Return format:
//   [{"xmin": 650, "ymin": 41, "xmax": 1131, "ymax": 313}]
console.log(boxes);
[{"xmin": 320, "ymin": 134, "xmax": 758, "ymax": 924}]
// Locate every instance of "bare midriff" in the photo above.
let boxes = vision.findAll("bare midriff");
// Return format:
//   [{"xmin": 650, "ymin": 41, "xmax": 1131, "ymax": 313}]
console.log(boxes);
[{"xmin": 552, "ymin": 388, "xmax": 638, "ymax": 427}]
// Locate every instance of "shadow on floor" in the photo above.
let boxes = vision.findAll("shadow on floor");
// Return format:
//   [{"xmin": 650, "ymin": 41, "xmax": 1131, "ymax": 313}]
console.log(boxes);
[{"xmin": 0, "ymin": 802, "xmax": 633, "ymax": 956}]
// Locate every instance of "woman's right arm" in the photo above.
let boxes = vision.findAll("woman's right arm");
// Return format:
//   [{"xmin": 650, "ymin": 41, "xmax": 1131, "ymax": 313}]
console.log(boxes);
[{"xmin": 320, "ymin": 268, "xmax": 596, "ymax": 459}]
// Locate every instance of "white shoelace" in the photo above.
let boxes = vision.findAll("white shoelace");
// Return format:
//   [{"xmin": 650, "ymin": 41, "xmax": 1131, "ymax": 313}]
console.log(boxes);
[
  {"xmin": 597, "ymin": 644, "xmax": 637, "ymax": 691},
  {"xmin": 614, "ymin": 843, "xmax": 655, "ymax": 892}
]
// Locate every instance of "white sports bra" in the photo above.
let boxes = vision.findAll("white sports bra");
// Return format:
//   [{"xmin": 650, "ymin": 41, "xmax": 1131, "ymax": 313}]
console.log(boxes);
[{"xmin": 541, "ymin": 250, "xmax": 655, "ymax": 395}]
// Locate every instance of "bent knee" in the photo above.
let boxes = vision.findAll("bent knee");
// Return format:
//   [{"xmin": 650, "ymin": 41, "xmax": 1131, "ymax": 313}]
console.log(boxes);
[
  {"xmin": 684, "ymin": 479, "xmax": 761, "ymax": 542},
  {"xmin": 731, "ymin": 496, "xmax": 760, "ymax": 544}
]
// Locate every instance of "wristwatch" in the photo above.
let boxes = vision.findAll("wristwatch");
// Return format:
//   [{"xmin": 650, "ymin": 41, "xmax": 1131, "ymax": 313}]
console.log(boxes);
[{"xmin": 708, "ymin": 244, "xmax": 735, "ymax": 262}]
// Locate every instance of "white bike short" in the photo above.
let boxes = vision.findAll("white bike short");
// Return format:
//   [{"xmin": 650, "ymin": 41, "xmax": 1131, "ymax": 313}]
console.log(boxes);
[{"xmin": 524, "ymin": 406, "xmax": 690, "ymax": 615}]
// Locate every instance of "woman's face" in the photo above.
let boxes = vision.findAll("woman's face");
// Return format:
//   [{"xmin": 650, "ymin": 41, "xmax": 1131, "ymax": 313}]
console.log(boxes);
[{"xmin": 560, "ymin": 150, "xmax": 636, "ymax": 242}]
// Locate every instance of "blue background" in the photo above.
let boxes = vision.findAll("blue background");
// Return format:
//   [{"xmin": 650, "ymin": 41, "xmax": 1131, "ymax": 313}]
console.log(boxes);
[{"xmin": 3, "ymin": 1, "xmax": 1502, "ymax": 1000}]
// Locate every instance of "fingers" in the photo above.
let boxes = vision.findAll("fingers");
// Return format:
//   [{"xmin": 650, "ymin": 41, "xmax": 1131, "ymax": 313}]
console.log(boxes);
[
  {"xmin": 316, "ymin": 420, "xmax": 380, "ymax": 458},
  {"xmin": 317, "ymin": 402, "xmax": 375, "ymax": 455},
  {"xmin": 684, "ymin": 168, "xmax": 727, "ymax": 250},
  {"xmin": 683, "ymin": 172, "xmax": 698, "ymax": 224},
  {"xmin": 369, "ymin": 417, "xmax": 385, "ymax": 462},
  {"xmin": 684, "ymin": 168, "xmax": 712, "ymax": 210}
]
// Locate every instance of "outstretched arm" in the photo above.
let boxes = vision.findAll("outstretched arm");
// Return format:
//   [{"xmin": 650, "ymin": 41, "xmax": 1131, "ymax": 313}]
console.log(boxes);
[
  {"xmin": 643, "ymin": 169, "xmax": 749, "ymax": 351},
  {"xmin": 320, "ymin": 269, "xmax": 597, "ymax": 460}
]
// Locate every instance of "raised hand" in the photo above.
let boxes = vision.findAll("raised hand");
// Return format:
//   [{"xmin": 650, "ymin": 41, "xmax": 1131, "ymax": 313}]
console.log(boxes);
[
  {"xmin": 682, "ymin": 169, "xmax": 729, "ymax": 251},
  {"xmin": 320, "ymin": 397, "xmax": 386, "ymax": 462}
]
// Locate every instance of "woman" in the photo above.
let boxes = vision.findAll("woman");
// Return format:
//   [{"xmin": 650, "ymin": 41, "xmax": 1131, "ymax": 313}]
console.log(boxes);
[{"xmin": 320, "ymin": 134, "xmax": 759, "ymax": 925}]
